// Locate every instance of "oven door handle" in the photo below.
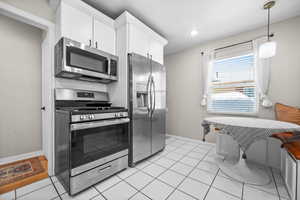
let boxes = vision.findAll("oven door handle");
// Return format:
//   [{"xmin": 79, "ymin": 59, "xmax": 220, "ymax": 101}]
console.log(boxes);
[{"xmin": 71, "ymin": 118, "xmax": 130, "ymax": 131}]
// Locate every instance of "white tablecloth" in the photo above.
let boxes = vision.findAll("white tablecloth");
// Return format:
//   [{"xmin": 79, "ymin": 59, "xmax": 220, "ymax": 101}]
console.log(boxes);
[{"xmin": 202, "ymin": 117, "xmax": 300, "ymax": 152}]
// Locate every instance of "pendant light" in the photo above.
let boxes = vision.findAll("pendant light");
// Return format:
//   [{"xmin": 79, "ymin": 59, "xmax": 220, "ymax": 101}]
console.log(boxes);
[{"xmin": 259, "ymin": 1, "xmax": 276, "ymax": 58}]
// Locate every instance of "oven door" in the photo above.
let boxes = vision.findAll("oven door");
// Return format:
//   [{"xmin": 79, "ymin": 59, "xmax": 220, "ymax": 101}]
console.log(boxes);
[{"xmin": 70, "ymin": 118, "xmax": 129, "ymax": 176}]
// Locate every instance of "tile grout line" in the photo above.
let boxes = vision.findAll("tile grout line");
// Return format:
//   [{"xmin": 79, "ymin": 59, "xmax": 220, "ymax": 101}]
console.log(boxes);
[
  {"xmin": 270, "ymin": 168, "xmax": 283, "ymax": 200},
  {"xmin": 210, "ymin": 185, "xmax": 243, "ymax": 200},
  {"xmin": 274, "ymin": 169, "xmax": 292, "ymax": 200},
  {"xmin": 144, "ymin": 142, "xmax": 203, "ymax": 199},
  {"xmin": 122, "ymin": 141, "xmax": 195, "ymax": 199},
  {"xmin": 241, "ymin": 183, "xmax": 245, "ymax": 200},
  {"xmin": 50, "ymin": 176, "xmax": 62, "ymax": 200},
  {"xmin": 120, "ymin": 141, "xmax": 207, "ymax": 200},
  {"xmin": 116, "ymin": 147, "xmax": 184, "ymax": 200},
  {"xmin": 217, "ymin": 154, "xmax": 283, "ymax": 199},
  {"xmin": 92, "ymin": 186, "xmax": 108, "ymax": 200},
  {"xmin": 243, "ymin": 167, "xmax": 283, "ymax": 199},
  {"xmin": 123, "ymin": 179, "xmax": 153, "ymax": 200},
  {"xmin": 212, "ymin": 164, "xmax": 248, "ymax": 200},
  {"xmin": 95, "ymin": 146, "xmax": 176, "ymax": 200},
  {"xmin": 202, "ymin": 168, "xmax": 221, "ymax": 200},
  {"xmin": 208, "ymin": 170, "xmax": 244, "ymax": 199},
  {"xmin": 14, "ymin": 179, "xmax": 53, "ymax": 199},
  {"xmin": 164, "ymin": 145, "xmax": 214, "ymax": 200}
]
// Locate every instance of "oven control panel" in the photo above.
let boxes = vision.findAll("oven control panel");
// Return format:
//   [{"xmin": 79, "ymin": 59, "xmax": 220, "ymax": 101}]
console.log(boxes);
[
  {"xmin": 79, "ymin": 114, "xmax": 95, "ymax": 121},
  {"xmin": 73, "ymin": 112, "xmax": 128, "ymax": 122},
  {"xmin": 114, "ymin": 113, "xmax": 125, "ymax": 118}
]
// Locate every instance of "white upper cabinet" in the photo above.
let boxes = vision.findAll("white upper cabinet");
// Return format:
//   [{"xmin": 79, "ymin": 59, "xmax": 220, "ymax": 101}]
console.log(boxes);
[
  {"xmin": 128, "ymin": 24, "xmax": 165, "ymax": 64},
  {"xmin": 60, "ymin": 2, "xmax": 93, "ymax": 46},
  {"xmin": 56, "ymin": 0, "xmax": 116, "ymax": 55},
  {"xmin": 94, "ymin": 18, "xmax": 116, "ymax": 55},
  {"xmin": 121, "ymin": 12, "xmax": 167, "ymax": 64},
  {"xmin": 129, "ymin": 25, "xmax": 150, "ymax": 58},
  {"xmin": 149, "ymin": 37, "xmax": 164, "ymax": 64}
]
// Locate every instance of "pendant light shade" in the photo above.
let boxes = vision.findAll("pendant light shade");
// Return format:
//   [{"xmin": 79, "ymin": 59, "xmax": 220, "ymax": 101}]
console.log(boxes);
[
  {"xmin": 259, "ymin": 1, "xmax": 276, "ymax": 59},
  {"xmin": 259, "ymin": 41, "xmax": 276, "ymax": 58}
]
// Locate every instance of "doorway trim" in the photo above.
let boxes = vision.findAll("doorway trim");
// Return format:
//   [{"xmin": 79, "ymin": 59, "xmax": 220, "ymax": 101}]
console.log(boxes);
[{"xmin": 0, "ymin": 2, "xmax": 55, "ymax": 175}]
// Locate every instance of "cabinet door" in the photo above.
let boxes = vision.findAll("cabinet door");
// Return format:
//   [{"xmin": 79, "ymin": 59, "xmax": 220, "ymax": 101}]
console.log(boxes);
[
  {"xmin": 93, "ymin": 18, "xmax": 116, "ymax": 55},
  {"xmin": 129, "ymin": 25, "xmax": 149, "ymax": 58},
  {"xmin": 129, "ymin": 54, "xmax": 152, "ymax": 164},
  {"xmin": 151, "ymin": 61, "xmax": 166, "ymax": 154},
  {"xmin": 60, "ymin": 3, "xmax": 93, "ymax": 46},
  {"xmin": 149, "ymin": 38, "xmax": 164, "ymax": 64}
]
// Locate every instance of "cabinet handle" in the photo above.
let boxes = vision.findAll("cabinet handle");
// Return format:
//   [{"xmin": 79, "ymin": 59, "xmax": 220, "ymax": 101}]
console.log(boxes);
[
  {"xmin": 95, "ymin": 41, "xmax": 98, "ymax": 49},
  {"xmin": 89, "ymin": 39, "xmax": 92, "ymax": 47},
  {"xmin": 97, "ymin": 165, "xmax": 112, "ymax": 173}
]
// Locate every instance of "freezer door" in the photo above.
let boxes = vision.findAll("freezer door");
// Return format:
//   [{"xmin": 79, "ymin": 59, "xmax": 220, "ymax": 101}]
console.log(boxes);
[
  {"xmin": 150, "ymin": 59, "xmax": 166, "ymax": 154},
  {"xmin": 128, "ymin": 53, "xmax": 152, "ymax": 164}
]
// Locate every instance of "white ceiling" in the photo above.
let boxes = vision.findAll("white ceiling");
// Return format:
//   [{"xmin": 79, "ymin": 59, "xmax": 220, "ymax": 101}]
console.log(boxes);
[{"xmin": 83, "ymin": 0, "xmax": 300, "ymax": 55}]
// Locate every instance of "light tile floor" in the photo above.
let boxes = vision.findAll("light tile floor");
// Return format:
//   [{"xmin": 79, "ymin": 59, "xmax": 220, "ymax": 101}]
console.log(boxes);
[{"xmin": 0, "ymin": 135, "xmax": 291, "ymax": 200}]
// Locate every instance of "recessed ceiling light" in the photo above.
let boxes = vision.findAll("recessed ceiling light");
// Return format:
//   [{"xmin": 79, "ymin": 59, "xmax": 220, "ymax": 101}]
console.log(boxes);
[{"xmin": 190, "ymin": 30, "xmax": 198, "ymax": 37}]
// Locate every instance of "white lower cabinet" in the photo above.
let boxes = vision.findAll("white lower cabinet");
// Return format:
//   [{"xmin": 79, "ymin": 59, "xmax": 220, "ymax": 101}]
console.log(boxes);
[{"xmin": 281, "ymin": 149, "xmax": 298, "ymax": 200}]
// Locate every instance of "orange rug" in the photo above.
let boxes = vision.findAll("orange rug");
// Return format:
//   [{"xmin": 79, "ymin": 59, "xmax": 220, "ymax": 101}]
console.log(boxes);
[{"xmin": 0, "ymin": 156, "xmax": 48, "ymax": 194}]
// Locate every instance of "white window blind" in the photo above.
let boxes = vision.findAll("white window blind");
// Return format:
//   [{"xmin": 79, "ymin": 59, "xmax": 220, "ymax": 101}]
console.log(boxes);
[{"xmin": 207, "ymin": 42, "xmax": 257, "ymax": 114}]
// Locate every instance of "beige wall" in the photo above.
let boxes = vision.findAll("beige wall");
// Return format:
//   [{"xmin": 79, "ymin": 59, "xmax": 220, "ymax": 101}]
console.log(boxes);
[
  {"xmin": 0, "ymin": 14, "xmax": 43, "ymax": 158},
  {"xmin": 165, "ymin": 16, "xmax": 300, "ymax": 142},
  {"xmin": 0, "ymin": 0, "xmax": 55, "ymax": 22}
]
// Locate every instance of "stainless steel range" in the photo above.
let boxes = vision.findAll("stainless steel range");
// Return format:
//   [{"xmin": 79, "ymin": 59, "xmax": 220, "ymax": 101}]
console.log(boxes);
[{"xmin": 54, "ymin": 88, "xmax": 129, "ymax": 195}]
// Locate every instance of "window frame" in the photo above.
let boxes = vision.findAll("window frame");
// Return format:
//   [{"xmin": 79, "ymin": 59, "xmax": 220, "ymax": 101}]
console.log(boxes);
[{"xmin": 207, "ymin": 53, "xmax": 259, "ymax": 116}]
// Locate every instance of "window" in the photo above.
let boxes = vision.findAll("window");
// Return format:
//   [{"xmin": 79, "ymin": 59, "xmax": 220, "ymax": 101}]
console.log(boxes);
[{"xmin": 207, "ymin": 43, "xmax": 257, "ymax": 114}]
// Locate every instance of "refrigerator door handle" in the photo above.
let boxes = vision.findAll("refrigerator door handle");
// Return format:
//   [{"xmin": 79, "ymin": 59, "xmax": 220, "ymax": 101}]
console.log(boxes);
[
  {"xmin": 146, "ymin": 75, "xmax": 152, "ymax": 115},
  {"xmin": 151, "ymin": 77, "xmax": 156, "ymax": 116}
]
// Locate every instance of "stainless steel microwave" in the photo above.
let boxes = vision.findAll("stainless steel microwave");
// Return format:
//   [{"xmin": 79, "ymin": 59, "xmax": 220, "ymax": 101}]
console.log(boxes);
[{"xmin": 55, "ymin": 37, "xmax": 118, "ymax": 83}]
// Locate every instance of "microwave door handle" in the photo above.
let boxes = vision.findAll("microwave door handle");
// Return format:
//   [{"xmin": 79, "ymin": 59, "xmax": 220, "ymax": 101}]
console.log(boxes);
[{"xmin": 71, "ymin": 118, "xmax": 130, "ymax": 131}]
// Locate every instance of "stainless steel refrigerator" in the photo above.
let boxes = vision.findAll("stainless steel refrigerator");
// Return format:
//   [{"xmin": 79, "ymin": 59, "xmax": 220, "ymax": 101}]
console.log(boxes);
[{"xmin": 128, "ymin": 53, "xmax": 166, "ymax": 166}]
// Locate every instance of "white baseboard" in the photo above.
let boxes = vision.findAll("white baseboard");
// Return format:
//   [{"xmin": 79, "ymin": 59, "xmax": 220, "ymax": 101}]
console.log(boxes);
[{"xmin": 0, "ymin": 151, "xmax": 43, "ymax": 165}]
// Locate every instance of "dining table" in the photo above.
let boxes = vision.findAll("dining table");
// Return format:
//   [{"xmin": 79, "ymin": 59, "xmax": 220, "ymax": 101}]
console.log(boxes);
[{"xmin": 202, "ymin": 116, "xmax": 300, "ymax": 185}]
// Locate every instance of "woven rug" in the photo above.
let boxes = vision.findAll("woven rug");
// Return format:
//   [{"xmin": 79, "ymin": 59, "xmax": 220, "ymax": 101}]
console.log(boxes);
[{"xmin": 0, "ymin": 157, "xmax": 44, "ymax": 187}]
